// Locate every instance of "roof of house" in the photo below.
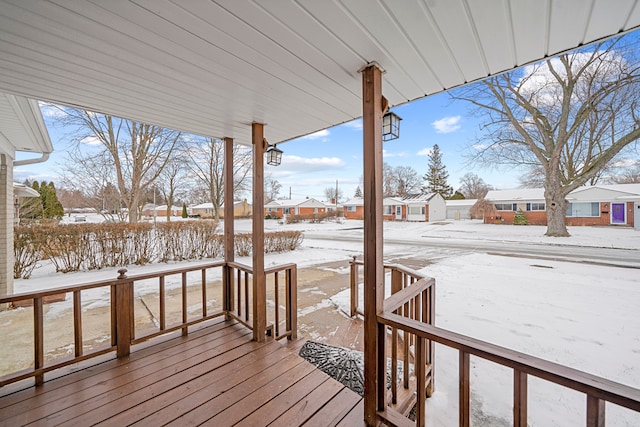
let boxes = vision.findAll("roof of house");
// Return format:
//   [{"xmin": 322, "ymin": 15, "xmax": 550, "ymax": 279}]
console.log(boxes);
[
  {"xmin": 571, "ymin": 183, "xmax": 640, "ymax": 196},
  {"xmin": 13, "ymin": 182, "xmax": 39, "ymax": 198},
  {"xmin": 401, "ymin": 193, "xmax": 438, "ymax": 203},
  {"xmin": 265, "ymin": 198, "xmax": 325, "ymax": 208},
  {"xmin": 343, "ymin": 198, "xmax": 364, "ymax": 206},
  {"xmin": 191, "ymin": 203, "xmax": 214, "ymax": 209},
  {"xmin": 485, "ymin": 188, "xmax": 545, "ymax": 201},
  {"xmin": 446, "ymin": 199, "xmax": 478, "ymax": 207},
  {"xmin": 383, "ymin": 197, "xmax": 405, "ymax": 206}
]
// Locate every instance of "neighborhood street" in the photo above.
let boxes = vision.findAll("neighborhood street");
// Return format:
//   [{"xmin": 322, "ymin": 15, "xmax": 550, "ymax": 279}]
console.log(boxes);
[{"xmin": 303, "ymin": 229, "xmax": 640, "ymax": 268}]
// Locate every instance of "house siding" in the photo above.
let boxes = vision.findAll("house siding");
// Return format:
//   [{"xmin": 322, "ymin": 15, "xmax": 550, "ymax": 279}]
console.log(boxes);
[{"xmin": 487, "ymin": 201, "xmax": 636, "ymax": 226}]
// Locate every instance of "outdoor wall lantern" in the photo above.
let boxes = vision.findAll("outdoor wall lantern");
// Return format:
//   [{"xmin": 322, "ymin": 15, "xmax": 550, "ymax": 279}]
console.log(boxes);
[
  {"xmin": 266, "ymin": 142, "xmax": 283, "ymax": 166},
  {"xmin": 382, "ymin": 111, "xmax": 402, "ymax": 141}
]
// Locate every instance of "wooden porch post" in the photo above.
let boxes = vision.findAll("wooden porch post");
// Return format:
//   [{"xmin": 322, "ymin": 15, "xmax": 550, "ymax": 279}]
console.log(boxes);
[
  {"xmin": 361, "ymin": 63, "xmax": 385, "ymax": 425},
  {"xmin": 223, "ymin": 137, "xmax": 235, "ymax": 315},
  {"xmin": 252, "ymin": 123, "xmax": 266, "ymax": 342}
]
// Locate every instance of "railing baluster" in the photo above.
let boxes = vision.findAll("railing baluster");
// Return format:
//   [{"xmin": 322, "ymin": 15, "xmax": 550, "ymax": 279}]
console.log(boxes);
[
  {"xmin": 586, "ymin": 395, "xmax": 605, "ymax": 427},
  {"xmin": 350, "ymin": 257, "xmax": 358, "ymax": 317},
  {"xmin": 201, "ymin": 268, "xmax": 207, "ymax": 318},
  {"xmin": 244, "ymin": 271, "xmax": 250, "ymax": 322},
  {"xmin": 391, "ymin": 326, "xmax": 398, "ymax": 404},
  {"xmin": 416, "ymin": 336, "xmax": 426, "ymax": 427},
  {"xmin": 34, "ymin": 297, "xmax": 44, "ymax": 385},
  {"xmin": 73, "ymin": 290, "xmax": 82, "ymax": 357},
  {"xmin": 111, "ymin": 284, "xmax": 117, "ymax": 347},
  {"xmin": 159, "ymin": 276, "xmax": 166, "ymax": 330},
  {"xmin": 289, "ymin": 266, "xmax": 297, "ymax": 339},
  {"xmin": 237, "ymin": 268, "xmax": 241, "ymax": 316},
  {"xmin": 274, "ymin": 271, "xmax": 280, "ymax": 337},
  {"xmin": 181, "ymin": 272, "xmax": 187, "ymax": 336},
  {"xmin": 514, "ymin": 369, "xmax": 528, "ymax": 427},
  {"xmin": 459, "ymin": 351, "xmax": 470, "ymax": 427}
]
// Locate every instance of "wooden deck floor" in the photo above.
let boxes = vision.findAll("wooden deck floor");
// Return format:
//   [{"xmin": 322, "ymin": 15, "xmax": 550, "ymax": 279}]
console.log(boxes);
[{"xmin": 0, "ymin": 318, "xmax": 365, "ymax": 426}]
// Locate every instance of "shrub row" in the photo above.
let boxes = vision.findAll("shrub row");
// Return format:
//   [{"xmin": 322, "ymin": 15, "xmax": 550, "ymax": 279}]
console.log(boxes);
[{"xmin": 14, "ymin": 222, "xmax": 303, "ymax": 279}]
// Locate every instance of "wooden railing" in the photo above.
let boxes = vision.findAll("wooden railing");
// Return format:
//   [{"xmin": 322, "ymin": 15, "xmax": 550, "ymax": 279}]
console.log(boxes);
[
  {"xmin": 226, "ymin": 261, "xmax": 297, "ymax": 341},
  {"xmin": 0, "ymin": 260, "xmax": 297, "ymax": 388},
  {"xmin": 349, "ymin": 257, "xmax": 435, "ymax": 419}
]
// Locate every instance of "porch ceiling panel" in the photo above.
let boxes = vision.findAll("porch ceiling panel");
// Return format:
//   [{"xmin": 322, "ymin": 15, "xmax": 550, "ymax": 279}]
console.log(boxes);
[{"xmin": 0, "ymin": 0, "xmax": 638, "ymax": 146}]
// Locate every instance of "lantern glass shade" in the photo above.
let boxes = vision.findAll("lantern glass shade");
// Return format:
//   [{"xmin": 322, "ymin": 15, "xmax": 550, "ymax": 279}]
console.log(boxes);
[
  {"xmin": 266, "ymin": 145, "xmax": 283, "ymax": 166},
  {"xmin": 382, "ymin": 111, "xmax": 402, "ymax": 141}
]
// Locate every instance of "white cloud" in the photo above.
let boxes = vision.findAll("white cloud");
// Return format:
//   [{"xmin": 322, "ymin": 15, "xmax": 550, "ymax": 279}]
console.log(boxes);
[
  {"xmin": 472, "ymin": 143, "xmax": 487, "ymax": 150},
  {"xmin": 38, "ymin": 102, "xmax": 66, "ymax": 119},
  {"xmin": 80, "ymin": 135, "xmax": 102, "ymax": 146},
  {"xmin": 301, "ymin": 129, "xmax": 330, "ymax": 140},
  {"xmin": 383, "ymin": 149, "xmax": 407, "ymax": 158},
  {"xmin": 266, "ymin": 155, "xmax": 345, "ymax": 177},
  {"xmin": 432, "ymin": 116, "xmax": 461, "ymax": 133},
  {"xmin": 417, "ymin": 148, "xmax": 432, "ymax": 156}
]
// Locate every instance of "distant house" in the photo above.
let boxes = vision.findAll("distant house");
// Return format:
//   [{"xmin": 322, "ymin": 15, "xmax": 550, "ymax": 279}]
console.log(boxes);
[
  {"xmin": 342, "ymin": 197, "xmax": 364, "ymax": 220},
  {"xmin": 484, "ymin": 184, "xmax": 640, "ymax": 227},
  {"xmin": 383, "ymin": 197, "xmax": 405, "ymax": 221},
  {"xmin": 264, "ymin": 198, "xmax": 326, "ymax": 218},
  {"xmin": 446, "ymin": 199, "xmax": 478, "ymax": 220},
  {"xmin": 191, "ymin": 199, "xmax": 252, "ymax": 218},
  {"xmin": 156, "ymin": 205, "xmax": 182, "ymax": 217},
  {"xmin": 13, "ymin": 182, "xmax": 39, "ymax": 225},
  {"xmin": 342, "ymin": 193, "xmax": 446, "ymax": 222},
  {"xmin": 401, "ymin": 193, "xmax": 446, "ymax": 222}
]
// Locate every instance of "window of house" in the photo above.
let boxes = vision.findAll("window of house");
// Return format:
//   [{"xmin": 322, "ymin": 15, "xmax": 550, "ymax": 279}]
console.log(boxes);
[
  {"xmin": 526, "ymin": 202, "xmax": 545, "ymax": 211},
  {"xmin": 409, "ymin": 206, "xmax": 423, "ymax": 215},
  {"xmin": 384, "ymin": 205, "xmax": 393, "ymax": 215},
  {"xmin": 283, "ymin": 207, "xmax": 291, "ymax": 215},
  {"xmin": 267, "ymin": 208, "xmax": 272, "ymax": 212},
  {"xmin": 347, "ymin": 206, "xmax": 357, "ymax": 212},
  {"xmin": 495, "ymin": 203, "xmax": 516, "ymax": 211},
  {"xmin": 566, "ymin": 202, "xmax": 599, "ymax": 217}
]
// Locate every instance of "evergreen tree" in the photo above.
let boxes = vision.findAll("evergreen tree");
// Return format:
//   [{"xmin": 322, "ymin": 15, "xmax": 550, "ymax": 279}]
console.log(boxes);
[
  {"xmin": 20, "ymin": 180, "xmax": 44, "ymax": 219},
  {"xmin": 513, "ymin": 209, "xmax": 529, "ymax": 225},
  {"xmin": 422, "ymin": 144, "xmax": 453, "ymax": 198},
  {"xmin": 41, "ymin": 181, "xmax": 64, "ymax": 219},
  {"xmin": 354, "ymin": 186, "xmax": 363, "ymax": 198},
  {"xmin": 182, "ymin": 203, "xmax": 188, "ymax": 218},
  {"xmin": 449, "ymin": 191, "xmax": 465, "ymax": 200}
]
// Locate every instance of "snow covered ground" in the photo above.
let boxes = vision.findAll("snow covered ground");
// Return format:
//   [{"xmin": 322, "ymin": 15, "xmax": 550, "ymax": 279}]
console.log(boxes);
[{"xmin": 12, "ymin": 217, "xmax": 640, "ymax": 426}]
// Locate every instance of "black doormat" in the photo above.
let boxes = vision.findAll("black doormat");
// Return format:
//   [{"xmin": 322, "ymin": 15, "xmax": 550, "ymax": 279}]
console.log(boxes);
[
  {"xmin": 298, "ymin": 341, "xmax": 366, "ymax": 396},
  {"xmin": 299, "ymin": 341, "xmax": 417, "ymax": 420}
]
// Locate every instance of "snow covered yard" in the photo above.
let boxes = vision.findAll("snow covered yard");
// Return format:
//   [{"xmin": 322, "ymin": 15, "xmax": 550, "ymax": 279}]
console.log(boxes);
[{"xmin": 8, "ymin": 218, "xmax": 640, "ymax": 425}]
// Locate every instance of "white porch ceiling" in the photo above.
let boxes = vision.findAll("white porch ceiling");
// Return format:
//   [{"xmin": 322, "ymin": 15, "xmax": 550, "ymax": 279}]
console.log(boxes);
[{"xmin": 0, "ymin": 0, "xmax": 639, "ymax": 146}]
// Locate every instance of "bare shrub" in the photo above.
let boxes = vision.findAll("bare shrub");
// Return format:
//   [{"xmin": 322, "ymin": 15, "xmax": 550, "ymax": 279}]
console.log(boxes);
[{"xmin": 13, "ymin": 226, "xmax": 43, "ymax": 279}]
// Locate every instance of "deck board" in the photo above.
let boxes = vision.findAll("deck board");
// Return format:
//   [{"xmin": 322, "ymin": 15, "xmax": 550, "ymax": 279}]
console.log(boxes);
[{"xmin": 0, "ymin": 318, "xmax": 364, "ymax": 427}]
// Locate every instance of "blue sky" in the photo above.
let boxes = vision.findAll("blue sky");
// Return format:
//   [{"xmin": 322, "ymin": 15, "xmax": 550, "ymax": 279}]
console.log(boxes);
[
  {"xmin": 15, "ymin": 90, "xmax": 524, "ymax": 202},
  {"xmin": 265, "ymin": 91, "xmax": 523, "ymax": 201}
]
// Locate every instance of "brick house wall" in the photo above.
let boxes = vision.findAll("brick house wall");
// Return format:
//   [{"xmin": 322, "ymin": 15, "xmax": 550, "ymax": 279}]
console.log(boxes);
[
  {"xmin": 487, "ymin": 201, "xmax": 636, "ymax": 226},
  {"xmin": 344, "ymin": 205, "xmax": 364, "ymax": 220}
]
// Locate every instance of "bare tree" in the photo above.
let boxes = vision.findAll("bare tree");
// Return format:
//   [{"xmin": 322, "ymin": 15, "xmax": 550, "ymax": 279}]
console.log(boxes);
[
  {"xmin": 57, "ymin": 107, "xmax": 181, "ymax": 223},
  {"xmin": 265, "ymin": 176, "xmax": 282, "ymax": 203},
  {"xmin": 394, "ymin": 166, "xmax": 422, "ymax": 196},
  {"xmin": 458, "ymin": 173, "xmax": 494, "ymax": 198},
  {"xmin": 608, "ymin": 159, "xmax": 640, "ymax": 183},
  {"xmin": 381, "ymin": 163, "xmax": 421, "ymax": 196},
  {"xmin": 157, "ymin": 155, "xmax": 189, "ymax": 221},
  {"xmin": 454, "ymin": 36, "xmax": 640, "ymax": 236},
  {"xmin": 323, "ymin": 186, "xmax": 344, "ymax": 202},
  {"xmin": 185, "ymin": 137, "xmax": 252, "ymax": 220},
  {"xmin": 61, "ymin": 150, "xmax": 127, "ymax": 222}
]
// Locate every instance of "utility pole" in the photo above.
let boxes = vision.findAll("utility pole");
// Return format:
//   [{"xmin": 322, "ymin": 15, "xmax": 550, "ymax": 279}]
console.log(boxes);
[{"xmin": 335, "ymin": 179, "xmax": 338, "ymax": 220}]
